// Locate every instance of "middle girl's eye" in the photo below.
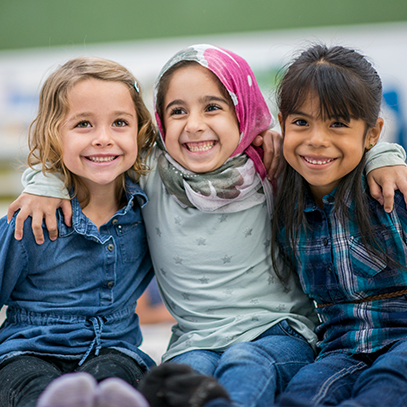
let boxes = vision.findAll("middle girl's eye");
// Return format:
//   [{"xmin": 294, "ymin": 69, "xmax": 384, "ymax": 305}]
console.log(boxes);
[
  {"xmin": 206, "ymin": 104, "xmax": 221, "ymax": 112},
  {"xmin": 113, "ymin": 119, "xmax": 129, "ymax": 127},
  {"xmin": 170, "ymin": 107, "xmax": 186, "ymax": 116},
  {"xmin": 331, "ymin": 121, "xmax": 347, "ymax": 128}
]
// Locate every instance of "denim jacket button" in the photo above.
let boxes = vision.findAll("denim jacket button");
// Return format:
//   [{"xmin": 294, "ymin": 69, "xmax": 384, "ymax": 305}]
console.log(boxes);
[
  {"xmin": 112, "ymin": 219, "xmax": 118, "ymax": 225},
  {"xmin": 106, "ymin": 281, "xmax": 114, "ymax": 288},
  {"xmin": 107, "ymin": 244, "xmax": 114, "ymax": 251}
]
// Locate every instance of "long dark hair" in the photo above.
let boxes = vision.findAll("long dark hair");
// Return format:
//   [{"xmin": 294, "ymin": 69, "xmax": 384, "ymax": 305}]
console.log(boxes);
[{"xmin": 271, "ymin": 44, "xmax": 390, "ymax": 282}]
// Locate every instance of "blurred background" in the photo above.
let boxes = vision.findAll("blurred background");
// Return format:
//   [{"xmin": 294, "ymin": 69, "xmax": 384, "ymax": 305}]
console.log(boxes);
[{"xmin": 0, "ymin": 0, "xmax": 406, "ymax": 362}]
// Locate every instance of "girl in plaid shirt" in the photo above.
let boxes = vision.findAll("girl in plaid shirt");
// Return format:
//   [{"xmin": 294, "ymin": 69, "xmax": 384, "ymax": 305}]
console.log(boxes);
[{"xmin": 272, "ymin": 44, "xmax": 407, "ymax": 406}]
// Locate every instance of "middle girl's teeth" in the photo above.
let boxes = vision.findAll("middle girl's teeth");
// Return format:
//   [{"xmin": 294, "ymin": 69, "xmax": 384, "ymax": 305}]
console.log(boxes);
[
  {"xmin": 186, "ymin": 142, "xmax": 215, "ymax": 152},
  {"xmin": 88, "ymin": 156, "xmax": 116, "ymax": 163},
  {"xmin": 304, "ymin": 157, "xmax": 334, "ymax": 165}
]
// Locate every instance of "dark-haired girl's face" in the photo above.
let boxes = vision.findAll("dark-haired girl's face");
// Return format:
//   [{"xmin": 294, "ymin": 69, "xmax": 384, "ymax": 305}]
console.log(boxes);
[{"xmin": 280, "ymin": 95, "xmax": 382, "ymax": 206}]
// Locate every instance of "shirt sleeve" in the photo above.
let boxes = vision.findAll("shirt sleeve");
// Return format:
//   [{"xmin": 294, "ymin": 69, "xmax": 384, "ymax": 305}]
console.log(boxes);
[
  {"xmin": 0, "ymin": 217, "xmax": 27, "ymax": 306},
  {"xmin": 365, "ymin": 142, "xmax": 407, "ymax": 174},
  {"xmin": 22, "ymin": 166, "xmax": 70, "ymax": 200}
]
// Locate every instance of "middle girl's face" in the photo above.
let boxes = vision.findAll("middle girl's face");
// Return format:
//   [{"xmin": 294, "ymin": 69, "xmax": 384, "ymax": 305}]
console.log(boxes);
[
  {"xmin": 162, "ymin": 64, "xmax": 240, "ymax": 173},
  {"xmin": 281, "ymin": 94, "xmax": 377, "ymax": 203},
  {"xmin": 61, "ymin": 78, "xmax": 139, "ymax": 192}
]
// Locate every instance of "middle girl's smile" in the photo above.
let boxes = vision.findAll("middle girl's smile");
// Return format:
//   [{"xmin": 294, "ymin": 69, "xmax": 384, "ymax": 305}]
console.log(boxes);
[{"xmin": 163, "ymin": 63, "xmax": 240, "ymax": 174}]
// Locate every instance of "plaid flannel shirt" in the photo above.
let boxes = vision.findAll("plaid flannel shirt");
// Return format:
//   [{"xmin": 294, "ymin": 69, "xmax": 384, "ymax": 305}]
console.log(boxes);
[{"xmin": 292, "ymin": 182, "xmax": 407, "ymax": 358}]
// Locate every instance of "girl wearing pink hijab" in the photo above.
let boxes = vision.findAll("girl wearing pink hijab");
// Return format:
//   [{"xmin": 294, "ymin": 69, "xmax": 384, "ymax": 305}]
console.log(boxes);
[{"xmin": 139, "ymin": 44, "xmax": 318, "ymax": 407}]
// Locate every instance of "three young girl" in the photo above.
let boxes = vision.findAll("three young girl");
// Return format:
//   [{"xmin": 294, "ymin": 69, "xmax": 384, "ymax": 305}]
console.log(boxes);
[
  {"xmin": 0, "ymin": 57, "xmax": 155, "ymax": 407},
  {"xmin": 271, "ymin": 44, "xmax": 407, "ymax": 406},
  {"xmin": 5, "ymin": 44, "xmax": 407, "ymax": 407}
]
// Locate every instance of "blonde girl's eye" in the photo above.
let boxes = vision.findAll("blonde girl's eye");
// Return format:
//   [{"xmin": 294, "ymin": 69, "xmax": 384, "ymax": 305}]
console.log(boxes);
[
  {"xmin": 75, "ymin": 120, "xmax": 91, "ymax": 128},
  {"xmin": 113, "ymin": 119, "xmax": 129, "ymax": 127}
]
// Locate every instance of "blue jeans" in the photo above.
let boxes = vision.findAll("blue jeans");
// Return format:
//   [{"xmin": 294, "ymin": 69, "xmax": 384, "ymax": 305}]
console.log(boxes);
[
  {"xmin": 170, "ymin": 320, "xmax": 315, "ymax": 407},
  {"xmin": 277, "ymin": 337, "xmax": 407, "ymax": 407}
]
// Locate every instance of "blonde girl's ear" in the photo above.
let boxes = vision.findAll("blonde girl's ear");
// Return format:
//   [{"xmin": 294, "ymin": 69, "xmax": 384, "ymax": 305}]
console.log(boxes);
[{"xmin": 365, "ymin": 117, "xmax": 384, "ymax": 149}]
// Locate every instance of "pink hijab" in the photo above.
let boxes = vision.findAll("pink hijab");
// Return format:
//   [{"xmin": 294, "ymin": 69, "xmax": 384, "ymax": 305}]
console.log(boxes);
[{"xmin": 154, "ymin": 44, "xmax": 274, "ymax": 180}]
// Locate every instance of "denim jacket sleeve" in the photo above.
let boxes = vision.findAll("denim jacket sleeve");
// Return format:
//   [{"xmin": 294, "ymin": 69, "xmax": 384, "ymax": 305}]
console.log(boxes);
[
  {"xmin": 365, "ymin": 142, "xmax": 407, "ymax": 174},
  {"xmin": 22, "ymin": 165, "xmax": 69, "ymax": 199},
  {"xmin": 0, "ymin": 216, "xmax": 28, "ymax": 307}
]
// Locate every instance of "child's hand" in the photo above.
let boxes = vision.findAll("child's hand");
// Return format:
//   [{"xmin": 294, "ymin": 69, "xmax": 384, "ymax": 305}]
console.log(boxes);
[
  {"xmin": 252, "ymin": 130, "xmax": 284, "ymax": 180},
  {"xmin": 7, "ymin": 193, "xmax": 72, "ymax": 244},
  {"xmin": 367, "ymin": 165, "xmax": 407, "ymax": 213}
]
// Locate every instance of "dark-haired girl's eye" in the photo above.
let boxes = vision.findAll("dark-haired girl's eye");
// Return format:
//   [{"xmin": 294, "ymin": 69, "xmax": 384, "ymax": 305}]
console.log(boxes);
[
  {"xmin": 331, "ymin": 121, "xmax": 347, "ymax": 128},
  {"xmin": 294, "ymin": 119, "xmax": 308, "ymax": 126}
]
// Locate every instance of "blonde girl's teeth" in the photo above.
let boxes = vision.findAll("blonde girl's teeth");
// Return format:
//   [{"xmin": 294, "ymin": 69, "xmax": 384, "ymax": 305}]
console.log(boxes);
[{"xmin": 88, "ymin": 156, "xmax": 116, "ymax": 162}]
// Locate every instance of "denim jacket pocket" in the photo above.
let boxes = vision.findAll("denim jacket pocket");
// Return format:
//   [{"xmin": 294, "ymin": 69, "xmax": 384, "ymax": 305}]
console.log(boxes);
[{"xmin": 118, "ymin": 220, "xmax": 147, "ymax": 264}]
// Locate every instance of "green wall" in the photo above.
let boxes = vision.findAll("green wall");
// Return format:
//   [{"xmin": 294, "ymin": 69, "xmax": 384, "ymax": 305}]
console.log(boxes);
[{"xmin": 1, "ymin": 0, "xmax": 406, "ymax": 51}]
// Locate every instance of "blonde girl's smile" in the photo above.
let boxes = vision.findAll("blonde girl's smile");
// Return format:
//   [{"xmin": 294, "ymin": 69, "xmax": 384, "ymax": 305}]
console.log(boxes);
[{"xmin": 162, "ymin": 63, "xmax": 240, "ymax": 173}]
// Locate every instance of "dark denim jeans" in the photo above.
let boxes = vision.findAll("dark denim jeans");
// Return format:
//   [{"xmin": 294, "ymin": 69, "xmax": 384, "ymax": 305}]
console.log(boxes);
[
  {"xmin": 277, "ymin": 337, "xmax": 407, "ymax": 407},
  {"xmin": 170, "ymin": 320, "xmax": 315, "ymax": 407},
  {"xmin": 0, "ymin": 349, "xmax": 145, "ymax": 407}
]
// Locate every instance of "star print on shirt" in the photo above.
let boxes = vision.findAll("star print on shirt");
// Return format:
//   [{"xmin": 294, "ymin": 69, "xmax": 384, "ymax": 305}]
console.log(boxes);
[
  {"xmin": 199, "ymin": 276, "xmax": 209, "ymax": 284},
  {"xmin": 268, "ymin": 275, "xmax": 277, "ymax": 285},
  {"xmin": 174, "ymin": 217, "xmax": 182, "ymax": 225},
  {"xmin": 250, "ymin": 299, "xmax": 259, "ymax": 305},
  {"xmin": 221, "ymin": 255, "xmax": 232, "ymax": 264},
  {"xmin": 155, "ymin": 227, "xmax": 162, "ymax": 237},
  {"xmin": 223, "ymin": 288, "xmax": 233, "ymax": 296},
  {"xmin": 196, "ymin": 237, "xmax": 206, "ymax": 246},
  {"xmin": 160, "ymin": 268, "xmax": 167, "ymax": 276},
  {"xmin": 182, "ymin": 293, "xmax": 191, "ymax": 300},
  {"xmin": 244, "ymin": 228, "xmax": 253, "ymax": 237},
  {"xmin": 219, "ymin": 214, "xmax": 228, "ymax": 223},
  {"xmin": 263, "ymin": 239, "xmax": 271, "ymax": 248},
  {"xmin": 174, "ymin": 256, "xmax": 183, "ymax": 265}
]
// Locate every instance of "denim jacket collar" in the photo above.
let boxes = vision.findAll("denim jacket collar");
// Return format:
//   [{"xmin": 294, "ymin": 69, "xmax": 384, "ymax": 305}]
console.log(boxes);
[{"xmin": 58, "ymin": 177, "xmax": 148, "ymax": 242}]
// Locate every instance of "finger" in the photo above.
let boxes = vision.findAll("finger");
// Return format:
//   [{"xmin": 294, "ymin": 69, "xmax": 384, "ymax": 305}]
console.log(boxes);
[
  {"xmin": 261, "ymin": 134, "xmax": 275, "ymax": 179},
  {"xmin": 31, "ymin": 212, "xmax": 45, "ymax": 245},
  {"xmin": 252, "ymin": 135, "xmax": 263, "ymax": 147},
  {"xmin": 7, "ymin": 200, "xmax": 21, "ymax": 224},
  {"xmin": 366, "ymin": 177, "xmax": 384, "ymax": 206},
  {"xmin": 381, "ymin": 185, "xmax": 395, "ymax": 213},
  {"xmin": 44, "ymin": 213, "xmax": 58, "ymax": 241},
  {"xmin": 267, "ymin": 133, "xmax": 282, "ymax": 180},
  {"xmin": 59, "ymin": 200, "xmax": 73, "ymax": 227},
  {"xmin": 13, "ymin": 209, "xmax": 30, "ymax": 240}
]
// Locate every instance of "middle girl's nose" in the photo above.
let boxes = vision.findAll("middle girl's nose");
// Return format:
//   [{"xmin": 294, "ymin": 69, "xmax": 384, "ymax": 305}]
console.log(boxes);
[{"xmin": 185, "ymin": 111, "xmax": 206, "ymax": 134}]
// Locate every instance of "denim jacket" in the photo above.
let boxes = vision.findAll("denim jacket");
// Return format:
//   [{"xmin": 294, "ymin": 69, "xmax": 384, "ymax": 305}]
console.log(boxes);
[{"xmin": 0, "ymin": 178, "xmax": 155, "ymax": 369}]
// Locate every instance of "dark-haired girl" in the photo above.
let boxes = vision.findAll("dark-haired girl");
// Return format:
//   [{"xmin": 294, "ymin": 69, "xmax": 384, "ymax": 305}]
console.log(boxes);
[{"xmin": 272, "ymin": 44, "xmax": 407, "ymax": 406}]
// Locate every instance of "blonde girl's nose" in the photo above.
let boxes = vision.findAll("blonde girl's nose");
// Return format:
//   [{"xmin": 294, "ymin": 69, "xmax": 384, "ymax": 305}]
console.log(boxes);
[{"xmin": 92, "ymin": 126, "xmax": 113, "ymax": 147}]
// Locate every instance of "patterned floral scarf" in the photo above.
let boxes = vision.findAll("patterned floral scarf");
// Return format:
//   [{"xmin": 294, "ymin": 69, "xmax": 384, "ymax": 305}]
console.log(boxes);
[{"xmin": 154, "ymin": 44, "xmax": 275, "ymax": 215}]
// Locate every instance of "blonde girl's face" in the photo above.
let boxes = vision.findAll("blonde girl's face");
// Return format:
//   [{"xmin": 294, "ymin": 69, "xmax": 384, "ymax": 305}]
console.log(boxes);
[
  {"xmin": 60, "ymin": 78, "xmax": 139, "ymax": 193},
  {"xmin": 162, "ymin": 64, "xmax": 240, "ymax": 173},
  {"xmin": 280, "ymin": 94, "xmax": 383, "ymax": 205}
]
